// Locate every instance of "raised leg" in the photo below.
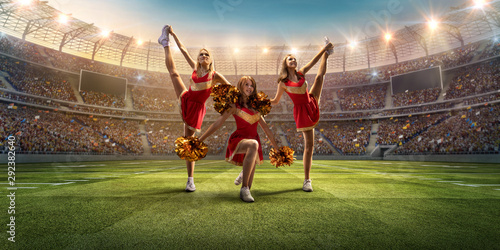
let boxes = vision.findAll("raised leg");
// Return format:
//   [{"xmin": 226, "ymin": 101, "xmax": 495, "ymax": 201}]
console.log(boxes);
[{"xmin": 309, "ymin": 53, "xmax": 329, "ymax": 103}]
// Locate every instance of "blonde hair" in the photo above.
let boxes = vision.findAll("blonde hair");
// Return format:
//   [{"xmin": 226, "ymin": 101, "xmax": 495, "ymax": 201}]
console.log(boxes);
[
  {"xmin": 196, "ymin": 48, "xmax": 215, "ymax": 78},
  {"xmin": 277, "ymin": 54, "xmax": 303, "ymax": 84},
  {"xmin": 237, "ymin": 76, "xmax": 257, "ymax": 107}
]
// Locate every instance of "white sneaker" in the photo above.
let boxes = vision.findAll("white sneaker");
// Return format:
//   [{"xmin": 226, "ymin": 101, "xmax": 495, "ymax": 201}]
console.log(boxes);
[
  {"xmin": 185, "ymin": 180, "xmax": 196, "ymax": 192},
  {"xmin": 240, "ymin": 187, "xmax": 254, "ymax": 202},
  {"xmin": 234, "ymin": 170, "xmax": 243, "ymax": 185},
  {"xmin": 158, "ymin": 25, "xmax": 170, "ymax": 47},
  {"xmin": 324, "ymin": 36, "xmax": 334, "ymax": 55},
  {"xmin": 303, "ymin": 179, "xmax": 313, "ymax": 192}
]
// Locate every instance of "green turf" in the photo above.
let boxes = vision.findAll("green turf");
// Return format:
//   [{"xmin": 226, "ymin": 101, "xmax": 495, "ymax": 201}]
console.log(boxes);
[{"xmin": 1, "ymin": 160, "xmax": 499, "ymax": 249}]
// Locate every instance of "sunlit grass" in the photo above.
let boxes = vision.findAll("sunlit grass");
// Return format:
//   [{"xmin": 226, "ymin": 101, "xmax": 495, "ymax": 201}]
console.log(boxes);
[{"xmin": 1, "ymin": 160, "xmax": 499, "ymax": 248}]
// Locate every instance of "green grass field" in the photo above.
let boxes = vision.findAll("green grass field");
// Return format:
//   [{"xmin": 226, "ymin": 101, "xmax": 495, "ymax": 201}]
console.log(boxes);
[{"xmin": 1, "ymin": 159, "xmax": 499, "ymax": 249}]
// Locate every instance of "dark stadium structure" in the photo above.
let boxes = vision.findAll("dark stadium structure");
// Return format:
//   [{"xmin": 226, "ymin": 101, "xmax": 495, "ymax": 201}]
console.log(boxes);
[{"xmin": 0, "ymin": 0, "xmax": 499, "ymax": 163}]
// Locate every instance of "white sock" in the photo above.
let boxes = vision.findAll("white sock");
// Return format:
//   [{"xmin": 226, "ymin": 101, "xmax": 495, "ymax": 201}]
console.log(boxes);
[{"xmin": 188, "ymin": 177, "xmax": 193, "ymax": 182}]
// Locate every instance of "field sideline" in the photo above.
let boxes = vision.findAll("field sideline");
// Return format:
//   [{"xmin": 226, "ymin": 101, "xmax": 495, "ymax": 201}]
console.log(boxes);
[{"xmin": 1, "ymin": 160, "xmax": 499, "ymax": 249}]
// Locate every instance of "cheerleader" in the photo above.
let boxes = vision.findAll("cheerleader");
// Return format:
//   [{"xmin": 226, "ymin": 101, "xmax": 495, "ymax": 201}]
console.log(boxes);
[
  {"xmin": 159, "ymin": 25, "xmax": 231, "ymax": 192},
  {"xmin": 199, "ymin": 76, "xmax": 279, "ymax": 202},
  {"xmin": 270, "ymin": 38, "xmax": 333, "ymax": 192}
]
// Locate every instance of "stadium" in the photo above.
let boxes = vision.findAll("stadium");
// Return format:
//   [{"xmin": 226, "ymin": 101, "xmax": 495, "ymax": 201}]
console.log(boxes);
[{"xmin": 0, "ymin": 0, "xmax": 499, "ymax": 248}]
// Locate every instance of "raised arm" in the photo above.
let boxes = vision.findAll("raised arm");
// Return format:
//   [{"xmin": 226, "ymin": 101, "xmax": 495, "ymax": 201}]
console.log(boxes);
[
  {"xmin": 199, "ymin": 107, "xmax": 235, "ymax": 142},
  {"xmin": 299, "ymin": 42, "xmax": 333, "ymax": 75},
  {"xmin": 258, "ymin": 117, "xmax": 279, "ymax": 149},
  {"xmin": 170, "ymin": 26, "xmax": 196, "ymax": 69},
  {"xmin": 270, "ymin": 83, "xmax": 285, "ymax": 105},
  {"xmin": 213, "ymin": 72, "xmax": 232, "ymax": 85}
]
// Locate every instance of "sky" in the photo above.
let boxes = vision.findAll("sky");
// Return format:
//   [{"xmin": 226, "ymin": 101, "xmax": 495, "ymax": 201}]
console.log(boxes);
[{"xmin": 44, "ymin": 0, "xmax": 470, "ymax": 47}]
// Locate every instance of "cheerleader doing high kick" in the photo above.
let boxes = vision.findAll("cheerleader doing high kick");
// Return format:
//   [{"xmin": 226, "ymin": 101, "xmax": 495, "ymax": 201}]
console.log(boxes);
[
  {"xmin": 270, "ymin": 38, "xmax": 333, "ymax": 192},
  {"xmin": 159, "ymin": 25, "xmax": 231, "ymax": 192}
]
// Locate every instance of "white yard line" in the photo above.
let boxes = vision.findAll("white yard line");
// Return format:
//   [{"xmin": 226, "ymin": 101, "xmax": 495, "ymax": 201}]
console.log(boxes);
[{"xmin": 54, "ymin": 164, "xmax": 106, "ymax": 168}]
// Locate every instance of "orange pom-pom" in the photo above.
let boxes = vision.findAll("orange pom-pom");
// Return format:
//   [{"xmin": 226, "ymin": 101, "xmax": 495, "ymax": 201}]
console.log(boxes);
[
  {"xmin": 248, "ymin": 91, "xmax": 271, "ymax": 116},
  {"xmin": 211, "ymin": 83, "xmax": 240, "ymax": 114},
  {"xmin": 269, "ymin": 146, "xmax": 295, "ymax": 167},
  {"xmin": 174, "ymin": 136, "xmax": 208, "ymax": 162}
]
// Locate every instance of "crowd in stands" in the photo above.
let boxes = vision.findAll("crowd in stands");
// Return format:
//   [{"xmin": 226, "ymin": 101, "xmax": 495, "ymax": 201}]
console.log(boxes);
[
  {"xmin": 1, "ymin": 31, "xmax": 500, "ymax": 156},
  {"xmin": 318, "ymin": 120, "xmax": 371, "ymax": 155},
  {"xmin": 0, "ymin": 36, "xmax": 46, "ymax": 64},
  {"xmin": 80, "ymin": 90, "xmax": 125, "ymax": 108},
  {"xmin": 313, "ymin": 134, "xmax": 334, "ymax": 155},
  {"xmin": 280, "ymin": 122, "xmax": 305, "ymax": 155},
  {"xmin": 256, "ymin": 121, "xmax": 283, "ymax": 156},
  {"xmin": 67, "ymin": 104, "xmax": 129, "ymax": 117},
  {"xmin": 319, "ymin": 90, "xmax": 336, "ymax": 112},
  {"xmin": 0, "ymin": 55, "xmax": 77, "ymax": 102},
  {"xmin": 131, "ymin": 86, "xmax": 177, "ymax": 112},
  {"xmin": 337, "ymin": 84, "xmax": 387, "ymax": 111},
  {"xmin": 252, "ymin": 75, "xmax": 277, "ymax": 89},
  {"xmin": 379, "ymin": 102, "xmax": 455, "ymax": 117},
  {"xmin": 320, "ymin": 112, "xmax": 372, "ymax": 119},
  {"xmin": 2, "ymin": 101, "xmax": 498, "ymax": 156},
  {"xmin": 145, "ymin": 122, "xmax": 183, "ymax": 155},
  {"xmin": 1, "ymin": 32, "xmax": 497, "ymax": 116},
  {"xmin": 278, "ymin": 121, "xmax": 344, "ymax": 155},
  {"xmin": 380, "ymin": 41, "xmax": 481, "ymax": 80},
  {"xmin": 445, "ymin": 59, "xmax": 499, "ymax": 100},
  {"xmin": 146, "ymin": 121, "xmax": 236, "ymax": 156},
  {"xmin": 0, "ymin": 90, "xmax": 62, "ymax": 108},
  {"xmin": 324, "ymin": 69, "xmax": 371, "ymax": 87},
  {"xmin": 323, "ymin": 40, "xmax": 490, "ymax": 87},
  {"xmin": 42, "ymin": 46, "xmax": 172, "ymax": 88},
  {"xmin": 463, "ymin": 93, "xmax": 500, "ymax": 106},
  {"xmin": 392, "ymin": 87, "xmax": 441, "ymax": 107},
  {"xmin": 377, "ymin": 113, "xmax": 449, "ymax": 145},
  {"xmin": 0, "ymin": 104, "xmax": 126, "ymax": 154},
  {"xmin": 2, "ymin": 32, "xmax": 499, "ymax": 92},
  {"xmin": 479, "ymin": 39, "xmax": 500, "ymax": 60},
  {"xmin": 395, "ymin": 104, "xmax": 500, "ymax": 154},
  {"xmin": 77, "ymin": 115, "xmax": 143, "ymax": 154},
  {"xmin": 201, "ymin": 122, "xmax": 235, "ymax": 155}
]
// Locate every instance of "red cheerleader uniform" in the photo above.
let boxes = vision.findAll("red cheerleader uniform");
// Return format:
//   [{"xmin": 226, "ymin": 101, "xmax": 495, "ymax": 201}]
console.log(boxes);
[
  {"xmin": 226, "ymin": 104, "xmax": 263, "ymax": 166},
  {"xmin": 179, "ymin": 70, "xmax": 215, "ymax": 132},
  {"xmin": 281, "ymin": 72, "xmax": 320, "ymax": 131}
]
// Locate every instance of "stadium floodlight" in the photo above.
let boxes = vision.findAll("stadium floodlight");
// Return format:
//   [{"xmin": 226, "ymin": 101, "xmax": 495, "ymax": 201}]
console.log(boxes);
[
  {"xmin": 18, "ymin": 0, "xmax": 32, "ymax": 6},
  {"xmin": 101, "ymin": 30, "xmax": 111, "ymax": 37},
  {"xmin": 58, "ymin": 14, "xmax": 69, "ymax": 24},
  {"xmin": 136, "ymin": 39, "xmax": 143, "ymax": 46},
  {"xmin": 234, "ymin": 48, "xmax": 239, "ymax": 53},
  {"xmin": 428, "ymin": 19, "xmax": 438, "ymax": 31},
  {"xmin": 372, "ymin": 72, "xmax": 378, "ymax": 77},
  {"xmin": 384, "ymin": 33, "xmax": 392, "ymax": 42},
  {"xmin": 349, "ymin": 41, "xmax": 358, "ymax": 49},
  {"xmin": 473, "ymin": 0, "xmax": 488, "ymax": 9},
  {"xmin": 263, "ymin": 48, "xmax": 268, "ymax": 53},
  {"xmin": 291, "ymin": 48, "xmax": 297, "ymax": 53}
]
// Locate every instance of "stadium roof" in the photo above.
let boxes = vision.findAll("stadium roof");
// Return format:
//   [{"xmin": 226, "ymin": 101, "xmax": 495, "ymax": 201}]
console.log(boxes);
[{"xmin": 0, "ymin": 0, "xmax": 499, "ymax": 75}]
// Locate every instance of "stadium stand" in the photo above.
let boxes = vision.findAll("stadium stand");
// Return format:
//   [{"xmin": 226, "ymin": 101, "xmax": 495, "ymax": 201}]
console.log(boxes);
[{"xmin": 0, "ymin": 2, "xmax": 499, "ymax": 160}]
